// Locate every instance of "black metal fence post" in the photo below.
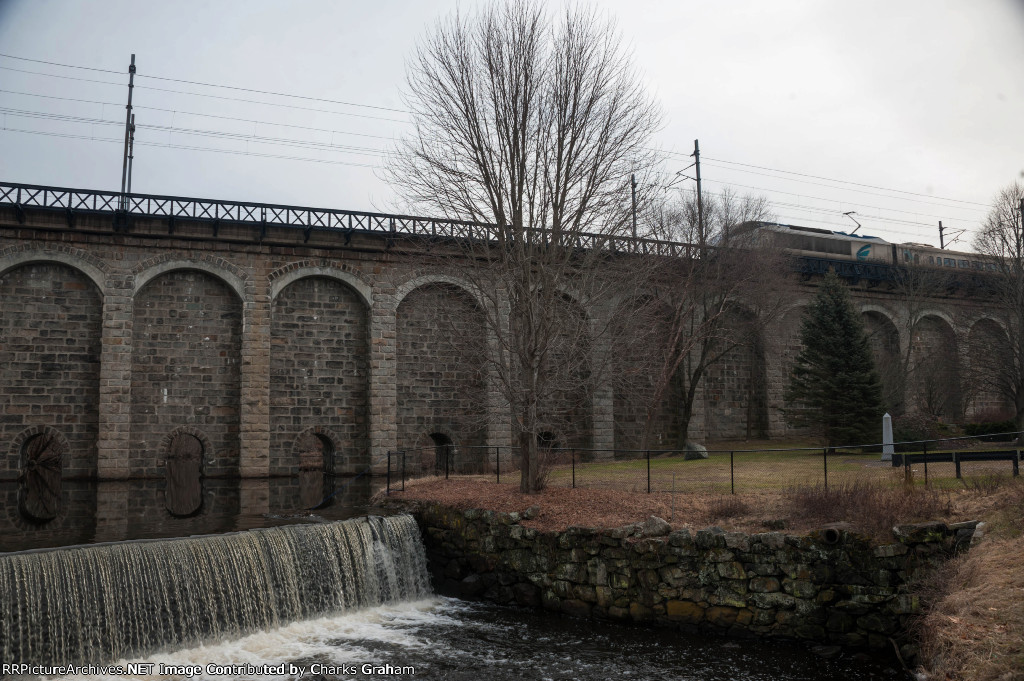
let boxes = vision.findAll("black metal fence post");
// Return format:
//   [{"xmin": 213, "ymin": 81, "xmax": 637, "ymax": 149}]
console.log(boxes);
[
  {"xmin": 386, "ymin": 451, "xmax": 391, "ymax": 495},
  {"xmin": 823, "ymin": 448, "xmax": 828, "ymax": 490},
  {"xmin": 1015, "ymin": 449, "xmax": 1020, "ymax": 478},
  {"xmin": 571, "ymin": 450, "xmax": 576, "ymax": 489},
  {"xmin": 954, "ymin": 451, "xmax": 961, "ymax": 479},
  {"xmin": 496, "ymin": 446, "xmax": 500, "ymax": 484},
  {"xmin": 923, "ymin": 442, "xmax": 929, "ymax": 488},
  {"xmin": 445, "ymin": 445, "xmax": 450, "ymax": 480},
  {"xmin": 730, "ymin": 451, "xmax": 735, "ymax": 495},
  {"xmin": 401, "ymin": 451, "xmax": 406, "ymax": 492},
  {"xmin": 647, "ymin": 450, "xmax": 651, "ymax": 493}
]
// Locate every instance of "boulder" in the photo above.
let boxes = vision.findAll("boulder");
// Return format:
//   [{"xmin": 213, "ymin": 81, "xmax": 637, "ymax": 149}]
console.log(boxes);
[
  {"xmin": 640, "ymin": 515, "xmax": 672, "ymax": 537},
  {"xmin": 683, "ymin": 441, "xmax": 709, "ymax": 460}
]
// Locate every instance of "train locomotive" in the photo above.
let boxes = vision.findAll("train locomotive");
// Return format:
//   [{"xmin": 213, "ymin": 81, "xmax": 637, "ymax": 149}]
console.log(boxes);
[{"xmin": 737, "ymin": 222, "xmax": 997, "ymax": 283}]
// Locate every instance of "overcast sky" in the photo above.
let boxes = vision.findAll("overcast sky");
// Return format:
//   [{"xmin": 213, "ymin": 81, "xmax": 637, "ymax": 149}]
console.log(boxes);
[{"xmin": 0, "ymin": 0, "xmax": 1021, "ymax": 250}]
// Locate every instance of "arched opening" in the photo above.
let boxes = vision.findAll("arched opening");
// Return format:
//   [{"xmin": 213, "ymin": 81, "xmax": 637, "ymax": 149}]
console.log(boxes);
[
  {"xmin": 430, "ymin": 432, "xmax": 454, "ymax": 474},
  {"xmin": 862, "ymin": 311, "xmax": 903, "ymax": 415},
  {"xmin": 296, "ymin": 431, "xmax": 336, "ymax": 510},
  {"xmin": 966, "ymin": 319, "xmax": 1013, "ymax": 422},
  {"xmin": 166, "ymin": 432, "xmax": 203, "ymax": 517},
  {"xmin": 270, "ymin": 276, "xmax": 369, "ymax": 476},
  {"xmin": 396, "ymin": 283, "xmax": 488, "ymax": 458},
  {"xmin": 911, "ymin": 315, "xmax": 962, "ymax": 420},
  {"xmin": 537, "ymin": 431, "xmax": 559, "ymax": 449},
  {"xmin": 132, "ymin": 269, "xmax": 242, "ymax": 478},
  {"xmin": 19, "ymin": 432, "xmax": 63, "ymax": 523}
]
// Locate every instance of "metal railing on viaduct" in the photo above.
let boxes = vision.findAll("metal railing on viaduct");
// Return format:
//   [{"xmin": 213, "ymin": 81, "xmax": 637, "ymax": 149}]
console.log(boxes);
[{"xmin": 0, "ymin": 181, "xmax": 694, "ymax": 257}]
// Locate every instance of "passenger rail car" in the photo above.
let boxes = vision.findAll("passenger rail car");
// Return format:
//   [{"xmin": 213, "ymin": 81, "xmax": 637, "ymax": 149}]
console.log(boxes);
[{"xmin": 738, "ymin": 222, "xmax": 996, "ymax": 273}]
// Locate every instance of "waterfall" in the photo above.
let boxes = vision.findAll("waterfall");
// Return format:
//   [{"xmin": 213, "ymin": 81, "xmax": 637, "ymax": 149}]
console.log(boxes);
[{"xmin": 0, "ymin": 514, "xmax": 431, "ymax": 667}]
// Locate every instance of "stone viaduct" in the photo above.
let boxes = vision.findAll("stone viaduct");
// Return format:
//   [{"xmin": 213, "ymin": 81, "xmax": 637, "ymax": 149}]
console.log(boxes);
[{"xmin": 0, "ymin": 182, "xmax": 1009, "ymax": 483}]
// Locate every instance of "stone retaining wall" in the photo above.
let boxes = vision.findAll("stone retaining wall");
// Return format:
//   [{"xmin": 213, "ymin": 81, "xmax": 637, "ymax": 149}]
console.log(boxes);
[{"xmin": 414, "ymin": 504, "xmax": 981, "ymax": 658}]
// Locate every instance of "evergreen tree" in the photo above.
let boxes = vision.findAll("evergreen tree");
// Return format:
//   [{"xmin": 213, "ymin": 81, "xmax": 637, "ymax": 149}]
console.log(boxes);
[{"xmin": 785, "ymin": 270, "xmax": 885, "ymax": 445}]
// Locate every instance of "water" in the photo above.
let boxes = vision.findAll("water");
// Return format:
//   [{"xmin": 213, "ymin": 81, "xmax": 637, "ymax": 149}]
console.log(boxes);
[
  {"xmin": 39, "ymin": 598, "xmax": 901, "ymax": 681},
  {"xmin": 0, "ymin": 515, "xmax": 430, "ymax": 668},
  {"xmin": 0, "ymin": 478, "xmax": 903, "ymax": 680},
  {"xmin": 0, "ymin": 476, "xmax": 373, "ymax": 554}
]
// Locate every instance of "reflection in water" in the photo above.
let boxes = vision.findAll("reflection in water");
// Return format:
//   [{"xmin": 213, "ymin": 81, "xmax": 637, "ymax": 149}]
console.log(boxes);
[
  {"xmin": 165, "ymin": 433, "xmax": 204, "ymax": 517},
  {"xmin": 0, "ymin": 475, "xmax": 374, "ymax": 553},
  {"xmin": 19, "ymin": 432, "xmax": 64, "ymax": 522}
]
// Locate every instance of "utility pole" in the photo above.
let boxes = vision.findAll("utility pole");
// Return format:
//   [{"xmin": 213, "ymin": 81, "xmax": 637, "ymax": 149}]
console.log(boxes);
[
  {"xmin": 119, "ymin": 54, "xmax": 136, "ymax": 210},
  {"xmin": 692, "ymin": 139, "xmax": 705, "ymax": 245},
  {"xmin": 126, "ymin": 113, "xmax": 136, "ymax": 196},
  {"xmin": 630, "ymin": 173, "xmax": 637, "ymax": 239},
  {"xmin": 939, "ymin": 220, "xmax": 944, "ymax": 249}
]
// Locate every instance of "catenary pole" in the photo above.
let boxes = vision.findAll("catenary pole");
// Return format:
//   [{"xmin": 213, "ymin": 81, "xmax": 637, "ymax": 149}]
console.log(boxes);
[{"xmin": 119, "ymin": 54, "xmax": 136, "ymax": 210}]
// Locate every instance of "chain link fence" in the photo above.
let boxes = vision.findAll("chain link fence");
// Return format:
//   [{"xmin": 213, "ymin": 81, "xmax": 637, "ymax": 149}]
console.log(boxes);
[{"xmin": 385, "ymin": 432, "xmax": 1024, "ymax": 495}]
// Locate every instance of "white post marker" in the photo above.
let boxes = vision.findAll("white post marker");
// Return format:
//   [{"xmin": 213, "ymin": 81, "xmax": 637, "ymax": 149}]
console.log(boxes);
[{"xmin": 882, "ymin": 413, "xmax": 894, "ymax": 462}]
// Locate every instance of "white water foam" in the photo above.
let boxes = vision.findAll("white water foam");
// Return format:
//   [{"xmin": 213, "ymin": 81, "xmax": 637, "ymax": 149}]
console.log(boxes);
[{"xmin": 47, "ymin": 598, "xmax": 466, "ymax": 681}]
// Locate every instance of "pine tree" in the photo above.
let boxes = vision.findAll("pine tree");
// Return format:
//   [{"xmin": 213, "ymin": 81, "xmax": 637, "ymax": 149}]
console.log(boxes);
[{"xmin": 784, "ymin": 270, "xmax": 885, "ymax": 446}]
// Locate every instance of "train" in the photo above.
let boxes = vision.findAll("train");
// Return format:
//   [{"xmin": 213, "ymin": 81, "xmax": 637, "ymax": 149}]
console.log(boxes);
[{"xmin": 737, "ymin": 222, "xmax": 998, "ymax": 273}]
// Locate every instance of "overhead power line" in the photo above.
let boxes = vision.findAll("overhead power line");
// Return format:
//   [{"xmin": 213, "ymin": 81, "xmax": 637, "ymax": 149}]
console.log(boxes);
[
  {"xmin": 0, "ymin": 107, "xmax": 390, "ymax": 158},
  {"xmin": 0, "ymin": 52, "xmax": 411, "ymax": 120},
  {"xmin": 697, "ymin": 154, "xmax": 991, "ymax": 208},
  {"xmin": 0, "ymin": 89, "xmax": 400, "ymax": 141},
  {"xmin": 0, "ymin": 126, "xmax": 382, "ymax": 168},
  {"xmin": 0, "ymin": 51, "xmax": 123, "ymax": 75},
  {"xmin": 698, "ymin": 177, "xmax": 983, "ymax": 223}
]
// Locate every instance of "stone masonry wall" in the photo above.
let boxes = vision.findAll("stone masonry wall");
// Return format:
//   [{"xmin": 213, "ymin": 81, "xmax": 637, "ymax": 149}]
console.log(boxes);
[
  {"xmin": 0, "ymin": 205, "xmax": 1011, "ymax": 486},
  {"xmin": 131, "ymin": 270, "xmax": 242, "ymax": 478},
  {"xmin": 270, "ymin": 276, "xmax": 369, "ymax": 476},
  {"xmin": 0, "ymin": 263, "xmax": 102, "ymax": 479},
  {"xmin": 415, "ymin": 504, "xmax": 980, "ymax": 658},
  {"xmin": 397, "ymin": 283, "xmax": 488, "ymax": 473}
]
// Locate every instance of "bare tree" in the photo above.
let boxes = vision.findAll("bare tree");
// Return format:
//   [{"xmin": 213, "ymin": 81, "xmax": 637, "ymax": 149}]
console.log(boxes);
[
  {"xmin": 971, "ymin": 180, "xmax": 1024, "ymax": 430},
  {"xmin": 613, "ymin": 187, "xmax": 785, "ymax": 449},
  {"xmin": 882, "ymin": 262, "xmax": 956, "ymax": 417},
  {"xmin": 386, "ymin": 1, "xmax": 662, "ymax": 492}
]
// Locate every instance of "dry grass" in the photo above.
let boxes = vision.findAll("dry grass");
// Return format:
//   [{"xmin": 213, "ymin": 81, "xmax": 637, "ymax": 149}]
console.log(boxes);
[
  {"xmin": 915, "ymin": 482, "xmax": 1024, "ymax": 681},
  {"xmin": 789, "ymin": 480, "xmax": 953, "ymax": 539},
  {"xmin": 381, "ymin": 475, "xmax": 1017, "ymax": 541},
  {"xmin": 917, "ymin": 536, "xmax": 1024, "ymax": 680}
]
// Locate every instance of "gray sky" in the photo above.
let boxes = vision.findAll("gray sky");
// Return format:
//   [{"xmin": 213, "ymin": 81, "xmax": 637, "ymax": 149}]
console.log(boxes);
[{"xmin": 0, "ymin": 0, "xmax": 1021, "ymax": 250}]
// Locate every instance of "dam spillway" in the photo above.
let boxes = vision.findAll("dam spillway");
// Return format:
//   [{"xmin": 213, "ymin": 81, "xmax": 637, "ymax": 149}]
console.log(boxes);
[{"xmin": 0, "ymin": 514, "xmax": 430, "ymax": 667}]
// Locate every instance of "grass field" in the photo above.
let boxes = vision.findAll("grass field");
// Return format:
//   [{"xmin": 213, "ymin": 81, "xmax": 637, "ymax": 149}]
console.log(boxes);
[{"xmin": 535, "ymin": 439, "xmax": 1023, "ymax": 494}]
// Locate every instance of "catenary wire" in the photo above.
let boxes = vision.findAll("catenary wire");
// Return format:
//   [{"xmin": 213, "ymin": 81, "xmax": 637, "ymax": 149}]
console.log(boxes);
[
  {"xmin": 0, "ymin": 51, "xmax": 411, "ymax": 114},
  {"xmin": 0, "ymin": 89, "xmax": 400, "ymax": 141}
]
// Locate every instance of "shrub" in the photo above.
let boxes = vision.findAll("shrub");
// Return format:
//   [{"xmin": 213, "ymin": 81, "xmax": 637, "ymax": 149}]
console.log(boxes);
[{"xmin": 789, "ymin": 480, "xmax": 951, "ymax": 539}]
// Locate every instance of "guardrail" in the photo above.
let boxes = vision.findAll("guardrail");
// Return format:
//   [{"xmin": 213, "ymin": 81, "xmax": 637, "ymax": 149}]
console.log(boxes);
[{"xmin": 0, "ymin": 180, "xmax": 694, "ymax": 256}]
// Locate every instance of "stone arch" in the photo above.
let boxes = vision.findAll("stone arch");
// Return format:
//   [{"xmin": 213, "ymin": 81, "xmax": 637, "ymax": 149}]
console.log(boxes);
[
  {"xmin": 160, "ymin": 425, "xmax": 214, "ymax": 465},
  {"xmin": 394, "ymin": 273, "xmax": 486, "ymax": 311},
  {"xmin": 0, "ymin": 245, "xmax": 109, "ymax": 294},
  {"xmin": 966, "ymin": 318, "xmax": 1013, "ymax": 421},
  {"xmin": 289, "ymin": 425, "xmax": 344, "ymax": 473},
  {"xmin": 270, "ymin": 275, "xmax": 369, "ymax": 476},
  {"xmin": 861, "ymin": 309, "xmax": 903, "ymax": 414},
  {"xmin": 396, "ymin": 282, "xmax": 489, "ymax": 460},
  {"xmin": 608, "ymin": 294, "xmax": 679, "ymax": 450},
  {"xmin": 270, "ymin": 265, "xmax": 372, "ymax": 308},
  {"xmin": 0, "ymin": 260, "xmax": 103, "ymax": 479},
  {"xmin": 133, "ymin": 258, "xmax": 247, "ymax": 301},
  {"xmin": 130, "ymin": 269, "xmax": 243, "ymax": 477},
  {"xmin": 10, "ymin": 426, "xmax": 69, "ymax": 523},
  {"xmin": 910, "ymin": 314, "xmax": 962, "ymax": 420},
  {"xmin": 538, "ymin": 292, "xmax": 593, "ymax": 449},
  {"xmin": 703, "ymin": 302, "xmax": 769, "ymax": 440}
]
